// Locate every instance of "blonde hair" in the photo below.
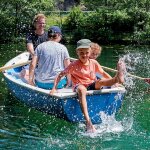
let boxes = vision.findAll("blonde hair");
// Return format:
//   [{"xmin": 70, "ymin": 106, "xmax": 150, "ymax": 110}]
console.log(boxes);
[
  {"xmin": 33, "ymin": 13, "xmax": 46, "ymax": 27},
  {"xmin": 91, "ymin": 43, "xmax": 102, "ymax": 53},
  {"xmin": 90, "ymin": 43, "xmax": 102, "ymax": 59}
]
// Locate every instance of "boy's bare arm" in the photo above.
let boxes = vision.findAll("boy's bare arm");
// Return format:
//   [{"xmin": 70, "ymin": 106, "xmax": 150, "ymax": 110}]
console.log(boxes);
[
  {"xmin": 64, "ymin": 58, "xmax": 71, "ymax": 86},
  {"xmin": 50, "ymin": 71, "xmax": 67, "ymax": 95}
]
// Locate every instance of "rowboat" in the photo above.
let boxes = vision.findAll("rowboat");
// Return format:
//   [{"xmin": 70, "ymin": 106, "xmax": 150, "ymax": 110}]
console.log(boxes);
[{"xmin": 2, "ymin": 52, "xmax": 126, "ymax": 124}]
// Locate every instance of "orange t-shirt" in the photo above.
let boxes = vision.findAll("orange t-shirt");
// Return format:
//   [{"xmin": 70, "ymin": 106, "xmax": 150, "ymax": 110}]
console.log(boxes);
[{"xmin": 64, "ymin": 59, "xmax": 104, "ymax": 88}]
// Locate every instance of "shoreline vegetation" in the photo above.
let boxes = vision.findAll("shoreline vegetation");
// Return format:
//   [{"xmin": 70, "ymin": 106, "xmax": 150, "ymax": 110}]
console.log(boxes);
[{"xmin": 1, "ymin": 0, "xmax": 150, "ymax": 45}]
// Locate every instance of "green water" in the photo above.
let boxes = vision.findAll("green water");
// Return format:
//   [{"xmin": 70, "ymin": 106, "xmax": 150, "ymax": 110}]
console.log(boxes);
[{"xmin": 0, "ymin": 44, "xmax": 150, "ymax": 150}]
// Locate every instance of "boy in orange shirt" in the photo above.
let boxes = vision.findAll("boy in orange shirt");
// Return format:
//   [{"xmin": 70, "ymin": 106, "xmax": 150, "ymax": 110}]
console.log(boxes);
[{"xmin": 50, "ymin": 39, "xmax": 126, "ymax": 133}]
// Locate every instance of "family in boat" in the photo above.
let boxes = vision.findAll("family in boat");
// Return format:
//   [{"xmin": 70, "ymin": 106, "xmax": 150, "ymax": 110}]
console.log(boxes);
[{"xmin": 21, "ymin": 13, "xmax": 126, "ymax": 133}]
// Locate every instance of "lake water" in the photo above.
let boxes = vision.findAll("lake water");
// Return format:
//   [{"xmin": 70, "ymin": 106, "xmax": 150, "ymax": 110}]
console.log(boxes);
[{"xmin": 0, "ymin": 43, "xmax": 150, "ymax": 150}]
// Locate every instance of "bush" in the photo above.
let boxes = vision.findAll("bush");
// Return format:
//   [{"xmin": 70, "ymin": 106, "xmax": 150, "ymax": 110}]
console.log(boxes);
[{"xmin": 63, "ymin": 7, "xmax": 150, "ymax": 44}]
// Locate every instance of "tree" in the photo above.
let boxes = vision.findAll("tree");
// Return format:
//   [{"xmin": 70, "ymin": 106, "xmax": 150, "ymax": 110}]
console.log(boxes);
[{"xmin": 0, "ymin": 0, "xmax": 54, "ymax": 43}]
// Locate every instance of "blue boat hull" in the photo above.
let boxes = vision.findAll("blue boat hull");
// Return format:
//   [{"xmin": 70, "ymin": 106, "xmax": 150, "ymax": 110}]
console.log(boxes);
[{"xmin": 5, "ymin": 75, "xmax": 124, "ymax": 124}]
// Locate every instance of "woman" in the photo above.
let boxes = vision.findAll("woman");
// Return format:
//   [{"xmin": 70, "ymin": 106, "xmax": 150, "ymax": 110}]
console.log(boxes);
[
  {"xmin": 26, "ymin": 13, "xmax": 48, "ymax": 58},
  {"xmin": 21, "ymin": 13, "xmax": 48, "ymax": 81}
]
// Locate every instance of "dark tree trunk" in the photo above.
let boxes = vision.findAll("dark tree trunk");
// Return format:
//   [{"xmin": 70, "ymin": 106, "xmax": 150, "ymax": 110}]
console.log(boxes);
[
  {"xmin": 63, "ymin": 0, "xmax": 80, "ymax": 11},
  {"xmin": 74, "ymin": 0, "xmax": 80, "ymax": 5}
]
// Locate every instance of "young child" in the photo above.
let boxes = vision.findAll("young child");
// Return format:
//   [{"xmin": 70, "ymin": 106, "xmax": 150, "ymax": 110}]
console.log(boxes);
[
  {"xmin": 90, "ymin": 42, "xmax": 102, "ymax": 60},
  {"xmin": 50, "ymin": 39, "xmax": 126, "ymax": 133},
  {"xmin": 90, "ymin": 42, "xmax": 112, "ymax": 79}
]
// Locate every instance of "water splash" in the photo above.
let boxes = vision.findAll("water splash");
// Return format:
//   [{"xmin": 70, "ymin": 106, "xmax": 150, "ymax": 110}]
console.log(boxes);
[
  {"xmin": 119, "ymin": 53, "xmax": 141, "ymax": 89},
  {"xmin": 96, "ymin": 112, "xmax": 124, "ymax": 132},
  {"xmin": 79, "ymin": 111, "xmax": 133, "ymax": 138}
]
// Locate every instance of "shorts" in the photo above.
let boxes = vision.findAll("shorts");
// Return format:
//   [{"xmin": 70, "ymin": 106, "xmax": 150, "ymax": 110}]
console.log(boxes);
[
  {"xmin": 35, "ymin": 77, "xmax": 67, "ymax": 90},
  {"xmin": 74, "ymin": 82, "xmax": 96, "ymax": 92},
  {"xmin": 87, "ymin": 82, "xmax": 96, "ymax": 90}
]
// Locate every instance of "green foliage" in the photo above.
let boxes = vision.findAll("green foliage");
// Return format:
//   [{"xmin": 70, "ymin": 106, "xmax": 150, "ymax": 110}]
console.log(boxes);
[
  {"xmin": 108, "ymin": 10, "xmax": 133, "ymax": 32},
  {"xmin": 64, "ymin": 7, "xmax": 85, "ymax": 29},
  {"xmin": 63, "ymin": 7, "xmax": 86, "ymax": 42},
  {"xmin": 63, "ymin": 6, "xmax": 150, "ymax": 44},
  {"xmin": 83, "ymin": 0, "xmax": 107, "ymax": 10},
  {"xmin": 83, "ymin": 0, "xmax": 150, "ymax": 11},
  {"xmin": 0, "ymin": 0, "xmax": 55, "ymax": 43},
  {"xmin": 0, "ymin": 0, "xmax": 150, "ymax": 44}
]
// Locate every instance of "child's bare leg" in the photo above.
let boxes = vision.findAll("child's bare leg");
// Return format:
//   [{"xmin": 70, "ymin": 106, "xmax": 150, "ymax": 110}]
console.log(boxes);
[
  {"xmin": 20, "ymin": 69, "xmax": 29, "ymax": 82},
  {"xmin": 95, "ymin": 61, "xmax": 125, "ymax": 89},
  {"xmin": 77, "ymin": 85, "xmax": 96, "ymax": 132}
]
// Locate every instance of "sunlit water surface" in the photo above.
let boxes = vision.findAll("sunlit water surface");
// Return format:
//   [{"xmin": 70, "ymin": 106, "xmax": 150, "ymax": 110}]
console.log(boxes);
[{"xmin": 0, "ymin": 44, "xmax": 150, "ymax": 149}]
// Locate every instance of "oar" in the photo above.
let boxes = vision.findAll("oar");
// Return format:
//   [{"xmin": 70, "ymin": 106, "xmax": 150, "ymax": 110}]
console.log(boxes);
[
  {"xmin": 0, "ymin": 60, "xmax": 31, "ymax": 72},
  {"xmin": 70, "ymin": 57, "xmax": 150, "ymax": 84}
]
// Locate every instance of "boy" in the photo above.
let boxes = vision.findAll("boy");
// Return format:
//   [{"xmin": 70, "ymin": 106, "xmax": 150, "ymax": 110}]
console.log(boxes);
[{"xmin": 50, "ymin": 39, "xmax": 126, "ymax": 133}]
